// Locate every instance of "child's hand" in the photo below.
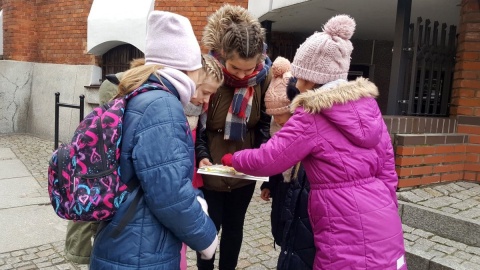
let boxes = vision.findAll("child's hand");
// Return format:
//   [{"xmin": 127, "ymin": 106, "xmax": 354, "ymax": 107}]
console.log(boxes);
[
  {"xmin": 199, "ymin": 158, "xmax": 212, "ymax": 168},
  {"xmin": 260, "ymin": 188, "xmax": 271, "ymax": 201}
]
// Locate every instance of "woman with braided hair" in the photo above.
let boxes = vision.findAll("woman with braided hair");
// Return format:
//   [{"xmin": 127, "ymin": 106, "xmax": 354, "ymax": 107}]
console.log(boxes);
[{"xmin": 195, "ymin": 4, "xmax": 272, "ymax": 270}]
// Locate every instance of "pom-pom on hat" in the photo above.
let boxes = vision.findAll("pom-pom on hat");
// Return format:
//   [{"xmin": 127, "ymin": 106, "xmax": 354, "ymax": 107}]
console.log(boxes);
[
  {"xmin": 265, "ymin": 57, "xmax": 293, "ymax": 116},
  {"xmin": 291, "ymin": 14, "xmax": 356, "ymax": 85},
  {"xmin": 145, "ymin": 11, "xmax": 202, "ymax": 71}
]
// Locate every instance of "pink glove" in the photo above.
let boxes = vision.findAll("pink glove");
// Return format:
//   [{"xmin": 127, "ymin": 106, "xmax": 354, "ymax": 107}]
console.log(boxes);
[{"xmin": 221, "ymin": 153, "xmax": 233, "ymax": 167}]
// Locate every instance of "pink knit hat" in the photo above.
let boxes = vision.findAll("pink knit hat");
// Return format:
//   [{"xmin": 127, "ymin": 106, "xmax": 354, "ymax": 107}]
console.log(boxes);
[
  {"xmin": 291, "ymin": 15, "xmax": 356, "ymax": 85},
  {"xmin": 265, "ymin": 57, "xmax": 292, "ymax": 116},
  {"xmin": 145, "ymin": 11, "xmax": 201, "ymax": 71}
]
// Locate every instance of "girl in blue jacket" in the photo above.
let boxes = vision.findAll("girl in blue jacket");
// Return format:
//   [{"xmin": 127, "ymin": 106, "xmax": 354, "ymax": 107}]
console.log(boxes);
[{"xmin": 90, "ymin": 11, "xmax": 219, "ymax": 270}]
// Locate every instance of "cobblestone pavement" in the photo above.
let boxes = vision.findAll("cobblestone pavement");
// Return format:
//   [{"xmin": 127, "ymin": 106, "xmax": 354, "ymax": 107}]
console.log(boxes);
[
  {"xmin": 398, "ymin": 181, "xmax": 480, "ymax": 220},
  {"xmin": 3, "ymin": 134, "xmax": 480, "ymax": 269},
  {"xmin": 0, "ymin": 134, "xmax": 277, "ymax": 270},
  {"xmin": 398, "ymin": 181, "xmax": 480, "ymax": 269}
]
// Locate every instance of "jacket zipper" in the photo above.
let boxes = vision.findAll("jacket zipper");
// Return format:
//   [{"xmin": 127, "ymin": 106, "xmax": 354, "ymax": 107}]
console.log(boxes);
[{"xmin": 211, "ymin": 93, "xmax": 222, "ymax": 119}]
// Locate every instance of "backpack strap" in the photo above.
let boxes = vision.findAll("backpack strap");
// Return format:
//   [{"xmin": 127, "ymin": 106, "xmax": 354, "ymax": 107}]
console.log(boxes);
[
  {"xmin": 100, "ymin": 75, "xmax": 180, "ymax": 239},
  {"xmin": 97, "ymin": 177, "xmax": 141, "ymax": 239},
  {"xmin": 109, "ymin": 177, "xmax": 142, "ymax": 238}
]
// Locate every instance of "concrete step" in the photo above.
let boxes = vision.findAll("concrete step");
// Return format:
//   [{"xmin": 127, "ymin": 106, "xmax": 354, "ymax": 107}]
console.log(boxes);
[
  {"xmin": 398, "ymin": 181, "xmax": 480, "ymax": 248},
  {"xmin": 403, "ymin": 224, "xmax": 480, "ymax": 270}
]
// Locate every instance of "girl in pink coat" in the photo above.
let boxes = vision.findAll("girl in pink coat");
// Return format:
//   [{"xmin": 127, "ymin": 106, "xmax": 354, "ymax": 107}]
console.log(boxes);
[{"xmin": 222, "ymin": 15, "xmax": 407, "ymax": 270}]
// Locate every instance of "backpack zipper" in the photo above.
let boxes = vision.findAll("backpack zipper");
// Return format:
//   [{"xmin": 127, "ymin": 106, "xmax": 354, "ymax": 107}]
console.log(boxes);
[{"xmin": 97, "ymin": 116, "xmax": 108, "ymax": 170}]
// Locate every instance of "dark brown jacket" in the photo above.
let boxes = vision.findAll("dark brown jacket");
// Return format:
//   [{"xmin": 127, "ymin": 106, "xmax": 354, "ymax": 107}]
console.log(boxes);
[{"xmin": 196, "ymin": 72, "xmax": 272, "ymax": 191}]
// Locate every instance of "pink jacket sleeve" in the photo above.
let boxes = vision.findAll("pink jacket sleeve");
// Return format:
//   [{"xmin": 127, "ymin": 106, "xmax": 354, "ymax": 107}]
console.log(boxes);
[{"xmin": 232, "ymin": 108, "xmax": 317, "ymax": 177}]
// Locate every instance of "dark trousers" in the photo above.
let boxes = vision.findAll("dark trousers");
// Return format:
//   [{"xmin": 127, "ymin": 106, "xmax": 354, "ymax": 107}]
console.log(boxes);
[{"xmin": 196, "ymin": 183, "xmax": 256, "ymax": 270}]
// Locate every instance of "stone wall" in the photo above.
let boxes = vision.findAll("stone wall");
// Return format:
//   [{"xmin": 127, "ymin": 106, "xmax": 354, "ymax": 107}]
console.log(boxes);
[{"xmin": 0, "ymin": 60, "xmax": 100, "ymax": 143}]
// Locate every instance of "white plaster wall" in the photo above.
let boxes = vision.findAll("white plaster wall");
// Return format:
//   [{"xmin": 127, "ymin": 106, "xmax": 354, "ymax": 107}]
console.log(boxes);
[
  {"xmin": 0, "ymin": 61, "xmax": 99, "ymax": 143},
  {"xmin": 0, "ymin": 61, "xmax": 34, "ymax": 133},
  {"xmin": 87, "ymin": 0, "xmax": 154, "ymax": 55},
  {"xmin": 28, "ymin": 63, "xmax": 98, "ymax": 143}
]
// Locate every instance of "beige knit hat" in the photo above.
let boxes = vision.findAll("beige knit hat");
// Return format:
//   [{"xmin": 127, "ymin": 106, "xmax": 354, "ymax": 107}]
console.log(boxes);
[
  {"xmin": 265, "ymin": 57, "xmax": 292, "ymax": 116},
  {"xmin": 291, "ymin": 14, "xmax": 356, "ymax": 85}
]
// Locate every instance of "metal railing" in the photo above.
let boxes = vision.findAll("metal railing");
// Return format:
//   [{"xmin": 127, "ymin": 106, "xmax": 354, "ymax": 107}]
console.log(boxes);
[{"xmin": 54, "ymin": 92, "xmax": 84, "ymax": 150}]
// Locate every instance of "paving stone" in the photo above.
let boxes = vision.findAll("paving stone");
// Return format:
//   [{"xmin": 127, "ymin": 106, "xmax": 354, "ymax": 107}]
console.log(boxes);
[
  {"xmin": 466, "ymin": 246, "xmax": 480, "ymax": 256},
  {"xmin": 433, "ymin": 244, "xmax": 457, "ymax": 255},
  {"xmin": 456, "ymin": 182, "xmax": 480, "ymax": 189},
  {"xmin": 446, "ymin": 183, "xmax": 466, "ymax": 192},
  {"xmin": 402, "ymin": 224, "xmax": 415, "ymax": 233},
  {"xmin": 412, "ymin": 238, "xmax": 436, "ymax": 251},
  {"xmin": 460, "ymin": 261, "xmax": 480, "ymax": 269},
  {"xmin": 431, "ymin": 255, "xmax": 464, "ymax": 268},
  {"xmin": 450, "ymin": 191, "xmax": 474, "ymax": 201},
  {"xmin": 412, "ymin": 189, "xmax": 434, "ymax": 200},
  {"xmin": 404, "ymin": 233, "xmax": 420, "ymax": 242},
  {"xmin": 451, "ymin": 201, "xmax": 476, "ymax": 211},
  {"xmin": 439, "ymin": 206, "xmax": 460, "ymax": 214},
  {"xmin": 431, "ymin": 236, "xmax": 468, "ymax": 250},
  {"xmin": 454, "ymin": 250, "xmax": 473, "ymax": 261},
  {"xmin": 471, "ymin": 255, "xmax": 480, "ymax": 265},
  {"xmin": 397, "ymin": 191, "xmax": 425, "ymax": 203},
  {"xmin": 423, "ymin": 187, "xmax": 444, "ymax": 197},
  {"xmin": 418, "ymin": 196, "xmax": 461, "ymax": 209},
  {"xmin": 458, "ymin": 208, "xmax": 480, "ymax": 219},
  {"xmin": 412, "ymin": 229, "xmax": 434, "ymax": 239}
]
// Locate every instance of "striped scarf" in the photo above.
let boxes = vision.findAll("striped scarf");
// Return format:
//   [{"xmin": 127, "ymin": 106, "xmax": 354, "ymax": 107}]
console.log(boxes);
[{"xmin": 218, "ymin": 55, "xmax": 272, "ymax": 141}]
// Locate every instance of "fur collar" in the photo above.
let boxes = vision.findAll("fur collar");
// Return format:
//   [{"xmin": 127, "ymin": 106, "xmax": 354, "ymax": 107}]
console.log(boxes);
[
  {"xmin": 290, "ymin": 77, "xmax": 379, "ymax": 114},
  {"xmin": 202, "ymin": 4, "xmax": 260, "ymax": 51}
]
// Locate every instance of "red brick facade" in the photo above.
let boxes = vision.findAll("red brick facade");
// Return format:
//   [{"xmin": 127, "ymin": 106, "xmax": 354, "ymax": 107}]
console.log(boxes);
[
  {"xmin": 451, "ymin": 0, "xmax": 480, "ymax": 117},
  {"xmin": 1, "ymin": 0, "xmax": 247, "ymax": 65}
]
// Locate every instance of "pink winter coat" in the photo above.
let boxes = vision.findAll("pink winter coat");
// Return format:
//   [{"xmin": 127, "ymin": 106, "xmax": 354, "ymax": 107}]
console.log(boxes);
[{"xmin": 232, "ymin": 78, "xmax": 407, "ymax": 270}]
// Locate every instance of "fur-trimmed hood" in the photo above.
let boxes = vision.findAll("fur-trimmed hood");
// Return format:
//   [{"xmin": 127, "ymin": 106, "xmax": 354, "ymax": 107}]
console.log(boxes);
[
  {"xmin": 291, "ymin": 77, "xmax": 382, "ymax": 148},
  {"xmin": 290, "ymin": 77, "xmax": 378, "ymax": 113},
  {"xmin": 202, "ymin": 4, "xmax": 260, "ymax": 52}
]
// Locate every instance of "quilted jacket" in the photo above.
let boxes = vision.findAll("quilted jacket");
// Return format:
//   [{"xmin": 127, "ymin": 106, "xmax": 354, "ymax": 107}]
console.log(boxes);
[
  {"xmin": 90, "ymin": 84, "xmax": 217, "ymax": 269},
  {"xmin": 232, "ymin": 78, "xmax": 407, "ymax": 270}
]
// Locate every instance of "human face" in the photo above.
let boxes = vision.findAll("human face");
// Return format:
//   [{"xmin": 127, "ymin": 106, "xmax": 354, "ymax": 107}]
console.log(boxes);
[
  {"xmin": 224, "ymin": 53, "xmax": 258, "ymax": 79},
  {"xmin": 190, "ymin": 76, "xmax": 221, "ymax": 105},
  {"xmin": 273, "ymin": 112, "xmax": 292, "ymax": 127}
]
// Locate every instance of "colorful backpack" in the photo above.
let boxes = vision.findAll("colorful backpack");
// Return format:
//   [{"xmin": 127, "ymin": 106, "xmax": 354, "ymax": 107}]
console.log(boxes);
[{"xmin": 48, "ymin": 79, "xmax": 176, "ymax": 225}]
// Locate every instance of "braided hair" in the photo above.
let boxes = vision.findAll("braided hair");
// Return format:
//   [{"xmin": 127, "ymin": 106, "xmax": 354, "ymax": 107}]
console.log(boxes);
[{"xmin": 221, "ymin": 22, "xmax": 265, "ymax": 62}]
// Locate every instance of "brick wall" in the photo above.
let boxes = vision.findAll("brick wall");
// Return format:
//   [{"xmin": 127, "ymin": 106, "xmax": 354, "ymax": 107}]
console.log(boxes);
[
  {"xmin": 394, "ymin": 133, "xmax": 467, "ymax": 187},
  {"xmin": 451, "ymin": 0, "xmax": 480, "ymax": 117},
  {"xmin": 2, "ymin": 0, "xmax": 38, "ymax": 62},
  {"xmin": 3, "ymin": 0, "xmax": 96, "ymax": 64},
  {"xmin": 457, "ymin": 116, "xmax": 480, "ymax": 182},
  {"xmin": 154, "ymin": 0, "xmax": 248, "ymax": 51},
  {"xmin": 2, "ymin": 0, "xmax": 248, "ymax": 64},
  {"xmin": 35, "ymin": 0, "xmax": 97, "ymax": 65}
]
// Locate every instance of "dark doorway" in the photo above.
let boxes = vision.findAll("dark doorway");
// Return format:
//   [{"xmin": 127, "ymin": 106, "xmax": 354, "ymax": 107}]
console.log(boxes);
[{"xmin": 101, "ymin": 44, "xmax": 144, "ymax": 81}]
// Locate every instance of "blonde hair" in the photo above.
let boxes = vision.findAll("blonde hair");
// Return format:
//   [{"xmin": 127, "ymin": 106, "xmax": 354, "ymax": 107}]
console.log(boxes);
[
  {"xmin": 116, "ymin": 64, "xmax": 162, "ymax": 98},
  {"xmin": 129, "ymin": 58, "xmax": 145, "ymax": 68},
  {"xmin": 202, "ymin": 54, "xmax": 224, "ymax": 84},
  {"xmin": 115, "ymin": 55, "xmax": 223, "ymax": 99}
]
